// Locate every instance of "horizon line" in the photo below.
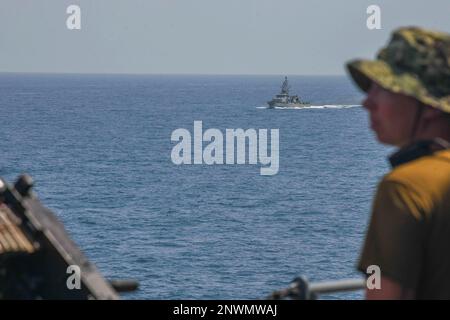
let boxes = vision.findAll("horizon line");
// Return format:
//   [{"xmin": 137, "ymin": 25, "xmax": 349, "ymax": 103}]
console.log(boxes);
[{"xmin": 0, "ymin": 71, "xmax": 348, "ymax": 77}]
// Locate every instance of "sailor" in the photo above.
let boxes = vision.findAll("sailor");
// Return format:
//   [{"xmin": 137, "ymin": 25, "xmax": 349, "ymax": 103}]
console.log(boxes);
[{"xmin": 346, "ymin": 27, "xmax": 450, "ymax": 299}]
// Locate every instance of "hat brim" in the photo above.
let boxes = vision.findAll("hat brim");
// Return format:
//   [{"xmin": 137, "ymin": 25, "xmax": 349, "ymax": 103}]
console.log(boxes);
[{"xmin": 346, "ymin": 59, "xmax": 450, "ymax": 112}]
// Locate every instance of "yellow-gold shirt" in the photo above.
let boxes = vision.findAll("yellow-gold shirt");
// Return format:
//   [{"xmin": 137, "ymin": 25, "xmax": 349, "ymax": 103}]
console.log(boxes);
[{"xmin": 358, "ymin": 149, "xmax": 450, "ymax": 299}]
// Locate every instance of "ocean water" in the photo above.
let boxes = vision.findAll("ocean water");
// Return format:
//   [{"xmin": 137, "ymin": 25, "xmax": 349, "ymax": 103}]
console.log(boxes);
[{"xmin": 0, "ymin": 73, "xmax": 393, "ymax": 299}]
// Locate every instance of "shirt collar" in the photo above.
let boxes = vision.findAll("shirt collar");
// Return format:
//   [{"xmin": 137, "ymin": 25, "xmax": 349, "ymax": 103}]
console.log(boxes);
[{"xmin": 388, "ymin": 138, "xmax": 450, "ymax": 168}]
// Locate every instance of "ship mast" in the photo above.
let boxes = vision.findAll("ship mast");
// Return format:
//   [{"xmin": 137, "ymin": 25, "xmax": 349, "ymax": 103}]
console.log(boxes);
[{"xmin": 281, "ymin": 76, "xmax": 290, "ymax": 95}]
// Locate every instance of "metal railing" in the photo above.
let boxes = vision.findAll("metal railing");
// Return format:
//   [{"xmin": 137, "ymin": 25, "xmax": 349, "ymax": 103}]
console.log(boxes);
[{"xmin": 268, "ymin": 276, "xmax": 366, "ymax": 300}]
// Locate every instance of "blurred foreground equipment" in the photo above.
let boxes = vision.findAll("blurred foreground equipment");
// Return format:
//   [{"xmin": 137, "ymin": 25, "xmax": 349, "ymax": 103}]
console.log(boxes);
[
  {"xmin": 0, "ymin": 174, "xmax": 138, "ymax": 299},
  {"xmin": 268, "ymin": 276, "xmax": 365, "ymax": 300}
]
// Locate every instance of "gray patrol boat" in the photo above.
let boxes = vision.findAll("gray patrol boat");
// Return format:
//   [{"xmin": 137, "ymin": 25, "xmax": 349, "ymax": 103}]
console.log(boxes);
[{"xmin": 267, "ymin": 76, "xmax": 311, "ymax": 108}]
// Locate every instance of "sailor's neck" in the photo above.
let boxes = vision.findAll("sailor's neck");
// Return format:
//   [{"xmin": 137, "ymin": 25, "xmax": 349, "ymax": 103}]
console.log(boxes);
[{"xmin": 395, "ymin": 121, "xmax": 450, "ymax": 148}]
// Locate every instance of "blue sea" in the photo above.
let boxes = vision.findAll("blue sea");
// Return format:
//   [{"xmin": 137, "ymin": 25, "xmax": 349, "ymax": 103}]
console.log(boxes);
[{"xmin": 0, "ymin": 73, "xmax": 393, "ymax": 299}]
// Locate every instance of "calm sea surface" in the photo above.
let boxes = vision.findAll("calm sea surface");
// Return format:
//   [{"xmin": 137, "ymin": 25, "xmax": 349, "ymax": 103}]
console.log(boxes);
[{"xmin": 0, "ymin": 74, "xmax": 393, "ymax": 299}]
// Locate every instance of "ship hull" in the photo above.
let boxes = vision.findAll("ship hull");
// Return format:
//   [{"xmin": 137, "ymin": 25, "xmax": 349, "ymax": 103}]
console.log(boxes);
[{"xmin": 267, "ymin": 102, "xmax": 311, "ymax": 109}]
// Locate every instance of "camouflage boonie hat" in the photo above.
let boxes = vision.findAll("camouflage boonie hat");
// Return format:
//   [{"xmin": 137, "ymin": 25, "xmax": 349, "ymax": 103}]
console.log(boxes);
[{"xmin": 347, "ymin": 26, "xmax": 450, "ymax": 113}]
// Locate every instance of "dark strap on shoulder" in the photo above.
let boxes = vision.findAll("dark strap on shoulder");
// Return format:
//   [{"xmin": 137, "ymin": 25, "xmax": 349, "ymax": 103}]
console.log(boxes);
[{"xmin": 388, "ymin": 138, "xmax": 450, "ymax": 168}]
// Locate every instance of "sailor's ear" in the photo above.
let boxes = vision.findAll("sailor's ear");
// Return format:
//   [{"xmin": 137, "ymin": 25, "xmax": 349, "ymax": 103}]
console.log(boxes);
[{"xmin": 422, "ymin": 105, "xmax": 444, "ymax": 121}]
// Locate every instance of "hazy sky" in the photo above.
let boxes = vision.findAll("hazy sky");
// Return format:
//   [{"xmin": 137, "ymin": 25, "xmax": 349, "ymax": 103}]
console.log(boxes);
[{"xmin": 1, "ymin": 0, "xmax": 449, "ymax": 75}]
